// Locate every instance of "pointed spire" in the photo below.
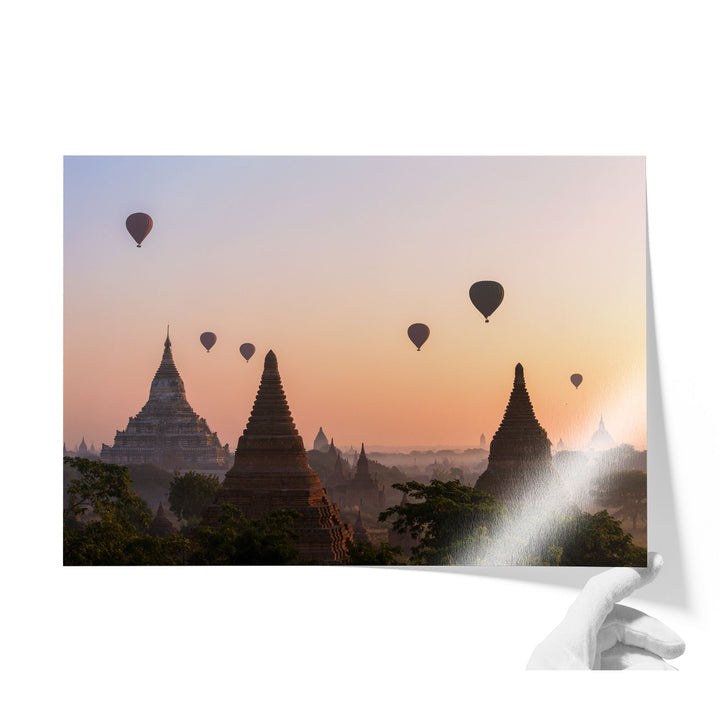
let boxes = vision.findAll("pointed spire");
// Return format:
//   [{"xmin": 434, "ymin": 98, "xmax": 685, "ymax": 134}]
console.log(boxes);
[
  {"xmin": 313, "ymin": 425, "xmax": 329, "ymax": 451},
  {"xmin": 475, "ymin": 362, "xmax": 552, "ymax": 499},
  {"xmin": 242, "ymin": 351, "xmax": 299, "ymax": 438}
]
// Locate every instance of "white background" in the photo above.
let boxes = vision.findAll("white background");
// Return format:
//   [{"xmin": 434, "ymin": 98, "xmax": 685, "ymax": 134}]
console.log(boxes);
[{"xmin": 3, "ymin": 1, "xmax": 719, "ymax": 717}]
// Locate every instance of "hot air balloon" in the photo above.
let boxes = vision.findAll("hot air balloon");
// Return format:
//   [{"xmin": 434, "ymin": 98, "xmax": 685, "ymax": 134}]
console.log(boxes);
[
  {"xmin": 200, "ymin": 332, "xmax": 217, "ymax": 353},
  {"xmin": 469, "ymin": 281, "xmax": 504, "ymax": 323},
  {"xmin": 239, "ymin": 343, "xmax": 256, "ymax": 363},
  {"xmin": 407, "ymin": 323, "xmax": 430, "ymax": 351},
  {"xmin": 570, "ymin": 373, "xmax": 583, "ymax": 389},
  {"xmin": 125, "ymin": 212, "xmax": 153, "ymax": 248}
]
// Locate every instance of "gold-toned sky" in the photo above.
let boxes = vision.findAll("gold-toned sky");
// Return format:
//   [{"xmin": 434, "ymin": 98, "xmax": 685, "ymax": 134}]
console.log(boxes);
[{"xmin": 64, "ymin": 156, "xmax": 646, "ymax": 452}]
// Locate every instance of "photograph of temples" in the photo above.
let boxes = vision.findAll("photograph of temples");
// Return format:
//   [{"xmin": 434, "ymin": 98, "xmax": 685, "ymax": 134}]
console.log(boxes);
[{"xmin": 63, "ymin": 156, "xmax": 647, "ymax": 566}]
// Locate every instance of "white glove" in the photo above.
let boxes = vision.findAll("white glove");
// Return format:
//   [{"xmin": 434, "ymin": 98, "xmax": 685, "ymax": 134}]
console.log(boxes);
[{"xmin": 526, "ymin": 552, "xmax": 685, "ymax": 670}]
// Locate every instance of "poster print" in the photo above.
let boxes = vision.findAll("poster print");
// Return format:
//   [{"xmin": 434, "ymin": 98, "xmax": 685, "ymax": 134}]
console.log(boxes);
[{"xmin": 63, "ymin": 156, "xmax": 646, "ymax": 566}]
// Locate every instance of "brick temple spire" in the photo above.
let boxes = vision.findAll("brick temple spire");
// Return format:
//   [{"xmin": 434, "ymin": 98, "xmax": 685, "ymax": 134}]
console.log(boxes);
[
  {"xmin": 474, "ymin": 363, "xmax": 553, "ymax": 502},
  {"xmin": 201, "ymin": 350, "xmax": 353, "ymax": 562}
]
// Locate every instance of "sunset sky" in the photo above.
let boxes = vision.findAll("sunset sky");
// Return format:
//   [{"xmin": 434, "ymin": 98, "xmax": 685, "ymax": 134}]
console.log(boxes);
[{"xmin": 64, "ymin": 156, "xmax": 646, "ymax": 453}]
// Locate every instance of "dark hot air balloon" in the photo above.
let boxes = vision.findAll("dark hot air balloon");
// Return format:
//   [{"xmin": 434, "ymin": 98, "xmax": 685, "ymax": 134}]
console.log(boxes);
[
  {"xmin": 469, "ymin": 281, "xmax": 504, "ymax": 323},
  {"xmin": 200, "ymin": 332, "xmax": 217, "ymax": 353},
  {"xmin": 239, "ymin": 343, "xmax": 256, "ymax": 363},
  {"xmin": 125, "ymin": 212, "xmax": 153, "ymax": 248},
  {"xmin": 407, "ymin": 323, "xmax": 430, "ymax": 351},
  {"xmin": 570, "ymin": 373, "xmax": 583, "ymax": 389}
]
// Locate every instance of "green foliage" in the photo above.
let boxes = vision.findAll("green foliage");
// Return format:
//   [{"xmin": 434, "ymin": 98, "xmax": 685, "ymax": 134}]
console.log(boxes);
[
  {"xmin": 544, "ymin": 510, "xmax": 647, "ymax": 567},
  {"xmin": 379, "ymin": 479, "xmax": 505, "ymax": 565},
  {"xmin": 64, "ymin": 457, "xmax": 151, "ymax": 529},
  {"xmin": 187, "ymin": 505, "xmax": 301, "ymax": 565},
  {"xmin": 168, "ymin": 471, "xmax": 221, "ymax": 524},
  {"xmin": 344, "ymin": 540, "xmax": 402, "ymax": 565},
  {"xmin": 378, "ymin": 477, "xmax": 646, "ymax": 567},
  {"xmin": 593, "ymin": 470, "xmax": 647, "ymax": 530},
  {"xmin": 63, "ymin": 457, "xmax": 157, "ymax": 564}
]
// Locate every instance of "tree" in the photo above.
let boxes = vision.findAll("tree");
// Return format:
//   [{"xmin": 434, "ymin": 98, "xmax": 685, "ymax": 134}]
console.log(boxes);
[
  {"xmin": 344, "ymin": 540, "xmax": 402, "ymax": 565},
  {"xmin": 63, "ymin": 457, "xmax": 154, "ymax": 565},
  {"xmin": 544, "ymin": 510, "xmax": 647, "ymax": 567},
  {"xmin": 187, "ymin": 505, "xmax": 301, "ymax": 565},
  {"xmin": 593, "ymin": 470, "xmax": 647, "ymax": 530},
  {"xmin": 168, "ymin": 471, "xmax": 221, "ymax": 524},
  {"xmin": 378, "ymin": 479, "xmax": 506, "ymax": 565}
]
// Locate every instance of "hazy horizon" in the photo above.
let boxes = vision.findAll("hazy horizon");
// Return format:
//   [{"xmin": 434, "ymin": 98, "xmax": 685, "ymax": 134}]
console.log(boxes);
[{"xmin": 64, "ymin": 156, "xmax": 646, "ymax": 454}]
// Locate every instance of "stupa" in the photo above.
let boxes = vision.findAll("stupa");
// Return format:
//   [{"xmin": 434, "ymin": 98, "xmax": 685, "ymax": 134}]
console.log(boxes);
[
  {"xmin": 201, "ymin": 351, "xmax": 353, "ymax": 563},
  {"xmin": 353, "ymin": 510, "xmax": 372, "ymax": 544},
  {"xmin": 346, "ymin": 443, "xmax": 385, "ymax": 510},
  {"xmin": 589, "ymin": 416, "xmax": 615, "ymax": 451},
  {"xmin": 474, "ymin": 363, "xmax": 553, "ymax": 502},
  {"xmin": 148, "ymin": 503, "xmax": 177, "ymax": 537},
  {"xmin": 100, "ymin": 329, "xmax": 231, "ymax": 472}
]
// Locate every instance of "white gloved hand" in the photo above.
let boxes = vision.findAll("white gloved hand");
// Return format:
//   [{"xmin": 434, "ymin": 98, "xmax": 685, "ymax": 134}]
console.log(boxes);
[{"xmin": 526, "ymin": 552, "xmax": 685, "ymax": 670}]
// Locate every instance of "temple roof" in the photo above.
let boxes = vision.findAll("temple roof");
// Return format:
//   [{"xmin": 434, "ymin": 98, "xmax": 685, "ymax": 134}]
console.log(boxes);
[
  {"xmin": 353, "ymin": 509, "xmax": 371, "ymax": 543},
  {"xmin": 475, "ymin": 363, "xmax": 553, "ymax": 497},
  {"xmin": 492, "ymin": 364, "xmax": 549, "ymax": 446},
  {"xmin": 149, "ymin": 503, "xmax": 177, "ymax": 537},
  {"xmin": 590, "ymin": 416, "xmax": 614, "ymax": 449},
  {"xmin": 242, "ymin": 350, "xmax": 301, "ymax": 439},
  {"xmin": 313, "ymin": 426, "xmax": 329, "ymax": 451},
  {"xmin": 140, "ymin": 329, "xmax": 194, "ymax": 414}
]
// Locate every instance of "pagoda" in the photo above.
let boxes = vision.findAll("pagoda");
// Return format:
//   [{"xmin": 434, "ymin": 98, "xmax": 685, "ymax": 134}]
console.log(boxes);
[
  {"xmin": 345, "ymin": 443, "xmax": 385, "ymax": 510},
  {"xmin": 148, "ymin": 503, "xmax": 177, "ymax": 537},
  {"xmin": 474, "ymin": 363, "xmax": 554, "ymax": 503},
  {"xmin": 313, "ymin": 427, "xmax": 330, "ymax": 452},
  {"xmin": 589, "ymin": 416, "xmax": 615, "ymax": 451},
  {"xmin": 201, "ymin": 351, "xmax": 353, "ymax": 563},
  {"xmin": 100, "ymin": 329, "xmax": 231, "ymax": 472},
  {"xmin": 353, "ymin": 510, "xmax": 372, "ymax": 544}
]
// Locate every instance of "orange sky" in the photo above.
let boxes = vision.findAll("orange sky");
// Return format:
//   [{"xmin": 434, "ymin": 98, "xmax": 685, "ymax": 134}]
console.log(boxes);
[{"xmin": 64, "ymin": 156, "xmax": 646, "ymax": 453}]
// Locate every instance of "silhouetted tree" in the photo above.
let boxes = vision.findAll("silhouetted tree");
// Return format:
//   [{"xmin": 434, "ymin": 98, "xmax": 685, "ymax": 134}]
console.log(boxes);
[
  {"xmin": 63, "ymin": 457, "xmax": 154, "ymax": 564},
  {"xmin": 344, "ymin": 540, "xmax": 402, "ymax": 565},
  {"xmin": 379, "ymin": 479, "xmax": 505, "ymax": 564},
  {"xmin": 168, "ymin": 471, "xmax": 221, "ymax": 524},
  {"xmin": 593, "ymin": 470, "xmax": 647, "ymax": 530},
  {"xmin": 187, "ymin": 504, "xmax": 301, "ymax": 565},
  {"xmin": 545, "ymin": 510, "xmax": 647, "ymax": 567}
]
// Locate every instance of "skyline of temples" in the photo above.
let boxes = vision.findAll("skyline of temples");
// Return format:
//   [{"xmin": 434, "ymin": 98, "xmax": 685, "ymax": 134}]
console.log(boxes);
[
  {"xmin": 99, "ymin": 329, "xmax": 232, "ymax": 473},
  {"xmin": 200, "ymin": 350, "xmax": 354, "ymax": 563}
]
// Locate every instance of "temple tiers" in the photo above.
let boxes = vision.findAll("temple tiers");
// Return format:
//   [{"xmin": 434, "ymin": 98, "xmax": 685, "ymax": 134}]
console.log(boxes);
[
  {"xmin": 100, "ymin": 330, "xmax": 231, "ymax": 472},
  {"xmin": 201, "ymin": 351, "xmax": 353, "ymax": 563},
  {"xmin": 474, "ymin": 363, "xmax": 554, "ymax": 502}
]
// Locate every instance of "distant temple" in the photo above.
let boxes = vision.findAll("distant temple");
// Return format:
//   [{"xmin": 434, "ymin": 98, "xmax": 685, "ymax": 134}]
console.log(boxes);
[
  {"xmin": 313, "ymin": 427, "xmax": 330, "ymax": 452},
  {"xmin": 100, "ymin": 329, "xmax": 232, "ymax": 472},
  {"xmin": 353, "ymin": 510, "xmax": 372, "ymax": 544},
  {"xmin": 480, "ymin": 433, "xmax": 487, "ymax": 449},
  {"xmin": 201, "ymin": 350, "xmax": 353, "ymax": 563},
  {"xmin": 474, "ymin": 363, "xmax": 554, "ymax": 502},
  {"xmin": 148, "ymin": 503, "xmax": 177, "ymax": 538},
  {"xmin": 65, "ymin": 437, "xmax": 99, "ymax": 459},
  {"xmin": 589, "ymin": 416, "xmax": 615, "ymax": 451},
  {"xmin": 325, "ymin": 443, "xmax": 386, "ymax": 511}
]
